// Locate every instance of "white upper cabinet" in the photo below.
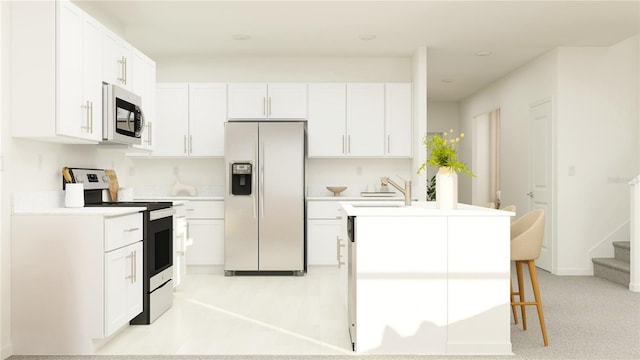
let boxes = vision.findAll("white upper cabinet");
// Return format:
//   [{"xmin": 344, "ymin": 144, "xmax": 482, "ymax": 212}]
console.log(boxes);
[
  {"xmin": 102, "ymin": 28, "xmax": 133, "ymax": 91},
  {"xmin": 188, "ymin": 83, "xmax": 227, "ymax": 157},
  {"xmin": 307, "ymin": 83, "xmax": 347, "ymax": 157},
  {"xmin": 385, "ymin": 83, "xmax": 413, "ymax": 157},
  {"xmin": 153, "ymin": 83, "xmax": 226, "ymax": 157},
  {"xmin": 130, "ymin": 49, "xmax": 157, "ymax": 151},
  {"xmin": 153, "ymin": 83, "xmax": 189, "ymax": 157},
  {"xmin": 227, "ymin": 83, "xmax": 307, "ymax": 120},
  {"xmin": 308, "ymin": 83, "xmax": 412, "ymax": 158},
  {"xmin": 12, "ymin": 0, "xmax": 103, "ymax": 143},
  {"xmin": 346, "ymin": 83, "xmax": 385, "ymax": 157}
]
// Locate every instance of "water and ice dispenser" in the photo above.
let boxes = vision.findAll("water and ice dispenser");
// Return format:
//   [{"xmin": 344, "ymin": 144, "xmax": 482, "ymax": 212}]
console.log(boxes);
[{"xmin": 231, "ymin": 163, "xmax": 252, "ymax": 195}]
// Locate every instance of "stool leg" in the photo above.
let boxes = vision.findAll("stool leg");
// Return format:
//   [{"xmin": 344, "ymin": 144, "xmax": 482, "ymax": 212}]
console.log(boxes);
[
  {"xmin": 528, "ymin": 260, "xmax": 549, "ymax": 346},
  {"xmin": 516, "ymin": 260, "xmax": 527, "ymax": 330},
  {"xmin": 510, "ymin": 280, "xmax": 519, "ymax": 324}
]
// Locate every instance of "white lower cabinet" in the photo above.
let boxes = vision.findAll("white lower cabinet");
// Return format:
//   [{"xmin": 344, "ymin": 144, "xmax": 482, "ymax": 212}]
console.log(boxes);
[
  {"xmin": 105, "ymin": 241, "xmax": 143, "ymax": 336},
  {"xmin": 184, "ymin": 200, "xmax": 225, "ymax": 267},
  {"xmin": 308, "ymin": 220, "xmax": 342, "ymax": 265},
  {"xmin": 11, "ymin": 211, "xmax": 144, "ymax": 354},
  {"xmin": 173, "ymin": 203, "xmax": 188, "ymax": 288},
  {"xmin": 307, "ymin": 201, "xmax": 345, "ymax": 266}
]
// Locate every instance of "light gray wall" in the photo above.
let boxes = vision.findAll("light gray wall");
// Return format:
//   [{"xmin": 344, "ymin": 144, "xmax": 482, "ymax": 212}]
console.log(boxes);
[
  {"xmin": 459, "ymin": 35, "xmax": 639, "ymax": 275},
  {"xmin": 555, "ymin": 37, "xmax": 639, "ymax": 274}
]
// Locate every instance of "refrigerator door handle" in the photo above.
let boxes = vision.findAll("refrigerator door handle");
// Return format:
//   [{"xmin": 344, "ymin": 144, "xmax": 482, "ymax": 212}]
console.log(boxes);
[
  {"xmin": 260, "ymin": 141, "xmax": 265, "ymax": 218},
  {"xmin": 253, "ymin": 142, "xmax": 258, "ymax": 219}
]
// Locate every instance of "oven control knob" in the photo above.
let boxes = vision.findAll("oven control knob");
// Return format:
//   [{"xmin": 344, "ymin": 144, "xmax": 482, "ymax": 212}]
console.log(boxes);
[{"xmin": 102, "ymin": 175, "xmax": 110, "ymax": 183}]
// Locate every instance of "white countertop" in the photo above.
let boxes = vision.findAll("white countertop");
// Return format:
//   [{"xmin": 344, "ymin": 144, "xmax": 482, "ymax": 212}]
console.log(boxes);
[
  {"xmin": 13, "ymin": 207, "xmax": 146, "ymax": 216},
  {"xmin": 135, "ymin": 196, "xmax": 224, "ymax": 201},
  {"xmin": 307, "ymin": 196, "xmax": 411, "ymax": 201},
  {"xmin": 341, "ymin": 201, "xmax": 515, "ymax": 217}
]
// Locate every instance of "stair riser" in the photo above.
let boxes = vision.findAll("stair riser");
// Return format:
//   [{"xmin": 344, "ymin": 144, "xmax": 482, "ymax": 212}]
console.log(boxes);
[
  {"xmin": 594, "ymin": 263, "xmax": 630, "ymax": 287},
  {"xmin": 614, "ymin": 246, "xmax": 630, "ymax": 263}
]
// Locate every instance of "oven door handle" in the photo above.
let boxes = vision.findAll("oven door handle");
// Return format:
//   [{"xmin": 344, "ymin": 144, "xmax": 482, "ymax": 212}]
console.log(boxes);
[{"xmin": 149, "ymin": 208, "xmax": 176, "ymax": 221}]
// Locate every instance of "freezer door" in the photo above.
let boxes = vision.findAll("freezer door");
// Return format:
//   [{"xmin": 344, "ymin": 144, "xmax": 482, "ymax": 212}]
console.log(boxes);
[
  {"xmin": 258, "ymin": 122, "xmax": 305, "ymax": 271},
  {"xmin": 224, "ymin": 122, "xmax": 259, "ymax": 271}
]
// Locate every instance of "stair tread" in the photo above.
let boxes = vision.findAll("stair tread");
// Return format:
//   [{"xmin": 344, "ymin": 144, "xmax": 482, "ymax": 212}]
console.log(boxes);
[
  {"xmin": 612, "ymin": 241, "xmax": 631, "ymax": 250},
  {"xmin": 592, "ymin": 257, "xmax": 630, "ymax": 272}
]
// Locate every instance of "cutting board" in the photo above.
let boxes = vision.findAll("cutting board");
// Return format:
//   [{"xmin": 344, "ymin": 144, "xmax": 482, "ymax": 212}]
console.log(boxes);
[{"xmin": 105, "ymin": 169, "xmax": 119, "ymax": 202}]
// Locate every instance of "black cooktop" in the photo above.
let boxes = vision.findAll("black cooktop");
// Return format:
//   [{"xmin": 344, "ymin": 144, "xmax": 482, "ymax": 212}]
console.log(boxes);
[{"xmin": 85, "ymin": 201, "xmax": 172, "ymax": 211}]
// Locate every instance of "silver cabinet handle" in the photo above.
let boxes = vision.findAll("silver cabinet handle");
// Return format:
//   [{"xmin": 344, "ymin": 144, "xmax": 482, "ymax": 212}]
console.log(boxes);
[
  {"xmin": 336, "ymin": 235, "xmax": 346, "ymax": 269},
  {"xmin": 123, "ymin": 56, "xmax": 128, "ymax": 85},
  {"xmin": 89, "ymin": 101, "xmax": 94, "ymax": 134},
  {"xmin": 81, "ymin": 102, "xmax": 90, "ymax": 131},
  {"xmin": 348, "ymin": 135, "xmax": 351, "ymax": 154},
  {"xmin": 189, "ymin": 135, "xmax": 193, "ymax": 154},
  {"xmin": 183, "ymin": 135, "xmax": 187, "ymax": 154},
  {"xmin": 263, "ymin": 97, "xmax": 266, "ymax": 116},
  {"xmin": 125, "ymin": 251, "xmax": 135, "ymax": 283},
  {"xmin": 253, "ymin": 142, "xmax": 258, "ymax": 219},
  {"xmin": 387, "ymin": 135, "xmax": 390, "ymax": 154},
  {"xmin": 124, "ymin": 227, "xmax": 140, "ymax": 232},
  {"xmin": 118, "ymin": 56, "xmax": 126, "ymax": 84},
  {"xmin": 147, "ymin": 122, "xmax": 153, "ymax": 146},
  {"xmin": 176, "ymin": 234, "xmax": 185, "ymax": 255},
  {"xmin": 268, "ymin": 97, "xmax": 272, "ymax": 117},
  {"xmin": 342, "ymin": 135, "xmax": 345, "ymax": 154},
  {"xmin": 133, "ymin": 249, "xmax": 137, "ymax": 282}
]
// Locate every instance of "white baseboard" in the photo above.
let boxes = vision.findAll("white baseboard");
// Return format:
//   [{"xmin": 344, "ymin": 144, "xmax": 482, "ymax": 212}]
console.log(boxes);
[
  {"xmin": 1, "ymin": 343, "xmax": 13, "ymax": 359},
  {"xmin": 555, "ymin": 268, "xmax": 593, "ymax": 276}
]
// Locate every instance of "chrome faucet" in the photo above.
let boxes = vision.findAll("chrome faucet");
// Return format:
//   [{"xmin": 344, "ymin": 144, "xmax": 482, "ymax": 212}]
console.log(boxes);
[{"xmin": 380, "ymin": 176, "xmax": 412, "ymax": 206}]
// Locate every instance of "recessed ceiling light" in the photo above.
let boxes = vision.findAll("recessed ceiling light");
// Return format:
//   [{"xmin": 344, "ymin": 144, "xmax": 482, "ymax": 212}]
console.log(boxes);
[
  {"xmin": 441, "ymin": 79, "xmax": 456, "ymax": 84},
  {"xmin": 358, "ymin": 34, "xmax": 376, "ymax": 41},
  {"xmin": 475, "ymin": 51, "xmax": 492, "ymax": 56},
  {"xmin": 232, "ymin": 34, "xmax": 251, "ymax": 40}
]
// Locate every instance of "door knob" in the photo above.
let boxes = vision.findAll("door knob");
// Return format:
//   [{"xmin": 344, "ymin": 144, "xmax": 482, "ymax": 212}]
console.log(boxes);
[{"xmin": 526, "ymin": 192, "xmax": 534, "ymax": 198}]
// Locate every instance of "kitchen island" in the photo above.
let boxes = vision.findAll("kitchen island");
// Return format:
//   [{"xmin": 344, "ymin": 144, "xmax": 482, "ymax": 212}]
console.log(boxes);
[{"xmin": 341, "ymin": 201, "xmax": 513, "ymax": 355}]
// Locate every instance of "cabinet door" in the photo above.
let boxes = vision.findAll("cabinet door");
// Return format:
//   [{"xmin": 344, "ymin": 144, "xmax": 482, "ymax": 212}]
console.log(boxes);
[
  {"xmin": 186, "ymin": 219, "xmax": 224, "ymax": 265},
  {"xmin": 267, "ymin": 83, "xmax": 307, "ymax": 119},
  {"xmin": 307, "ymin": 83, "xmax": 346, "ymax": 157},
  {"xmin": 153, "ymin": 83, "xmax": 189, "ymax": 156},
  {"xmin": 189, "ymin": 83, "xmax": 227, "ymax": 156},
  {"xmin": 227, "ymin": 83, "xmax": 267, "ymax": 119},
  {"xmin": 346, "ymin": 83, "xmax": 385, "ymax": 157},
  {"xmin": 105, "ymin": 241, "xmax": 142, "ymax": 336},
  {"xmin": 307, "ymin": 220, "xmax": 342, "ymax": 265},
  {"xmin": 173, "ymin": 210, "xmax": 188, "ymax": 288},
  {"xmin": 131, "ymin": 49, "xmax": 156, "ymax": 151},
  {"xmin": 102, "ymin": 28, "xmax": 131, "ymax": 89},
  {"xmin": 57, "ymin": 0, "xmax": 83, "ymax": 139},
  {"xmin": 385, "ymin": 83, "xmax": 412, "ymax": 157},
  {"xmin": 81, "ymin": 13, "xmax": 103, "ymax": 142}
]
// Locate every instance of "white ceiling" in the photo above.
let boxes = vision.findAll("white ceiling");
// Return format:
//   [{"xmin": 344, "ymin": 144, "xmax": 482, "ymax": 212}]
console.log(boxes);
[{"xmin": 75, "ymin": 0, "xmax": 639, "ymax": 101}]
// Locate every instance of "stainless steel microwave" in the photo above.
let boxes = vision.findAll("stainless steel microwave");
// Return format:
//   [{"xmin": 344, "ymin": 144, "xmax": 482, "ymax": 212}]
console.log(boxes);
[{"xmin": 102, "ymin": 83, "xmax": 144, "ymax": 146}]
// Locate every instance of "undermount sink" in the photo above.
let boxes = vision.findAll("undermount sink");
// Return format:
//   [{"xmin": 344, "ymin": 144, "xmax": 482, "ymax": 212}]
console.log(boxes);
[{"xmin": 351, "ymin": 203, "xmax": 404, "ymax": 208}]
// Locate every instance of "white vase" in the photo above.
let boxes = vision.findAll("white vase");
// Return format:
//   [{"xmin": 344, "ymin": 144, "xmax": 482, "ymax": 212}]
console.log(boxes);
[{"xmin": 436, "ymin": 167, "xmax": 458, "ymax": 209}]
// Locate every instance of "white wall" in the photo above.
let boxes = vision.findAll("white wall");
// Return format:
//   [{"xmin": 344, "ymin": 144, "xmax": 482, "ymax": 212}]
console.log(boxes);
[
  {"xmin": 460, "ymin": 50, "xmax": 557, "ymax": 209},
  {"xmin": 120, "ymin": 56, "xmax": 415, "ymax": 195},
  {"xmin": 460, "ymin": 35, "xmax": 639, "ymax": 275},
  {"xmin": 427, "ymin": 101, "xmax": 459, "ymax": 134},
  {"xmin": 555, "ymin": 37, "xmax": 639, "ymax": 274}
]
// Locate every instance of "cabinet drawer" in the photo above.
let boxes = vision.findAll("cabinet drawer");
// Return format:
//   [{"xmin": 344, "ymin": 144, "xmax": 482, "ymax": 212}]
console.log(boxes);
[
  {"xmin": 184, "ymin": 201, "xmax": 224, "ymax": 219},
  {"xmin": 307, "ymin": 201, "xmax": 343, "ymax": 220},
  {"xmin": 105, "ymin": 213, "xmax": 143, "ymax": 252}
]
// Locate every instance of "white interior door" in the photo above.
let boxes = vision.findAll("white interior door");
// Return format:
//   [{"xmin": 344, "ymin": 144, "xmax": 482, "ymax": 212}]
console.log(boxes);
[{"xmin": 529, "ymin": 98, "xmax": 553, "ymax": 271}]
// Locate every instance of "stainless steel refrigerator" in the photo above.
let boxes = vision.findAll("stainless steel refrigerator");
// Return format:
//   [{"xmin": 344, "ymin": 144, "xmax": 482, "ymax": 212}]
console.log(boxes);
[{"xmin": 224, "ymin": 121, "xmax": 306, "ymax": 275}]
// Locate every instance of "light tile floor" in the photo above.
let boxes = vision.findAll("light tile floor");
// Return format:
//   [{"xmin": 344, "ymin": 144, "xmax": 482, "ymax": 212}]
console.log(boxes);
[{"xmin": 96, "ymin": 266, "xmax": 353, "ymax": 355}]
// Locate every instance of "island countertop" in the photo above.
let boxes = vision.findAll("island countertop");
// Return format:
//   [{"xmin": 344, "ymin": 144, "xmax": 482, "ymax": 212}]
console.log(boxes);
[{"xmin": 341, "ymin": 200, "xmax": 515, "ymax": 217}]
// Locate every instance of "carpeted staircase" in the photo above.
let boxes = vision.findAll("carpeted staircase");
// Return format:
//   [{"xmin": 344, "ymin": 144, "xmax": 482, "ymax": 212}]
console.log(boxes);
[{"xmin": 592, "ymin": 241, "xmax": 631, "ymax": 287}]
